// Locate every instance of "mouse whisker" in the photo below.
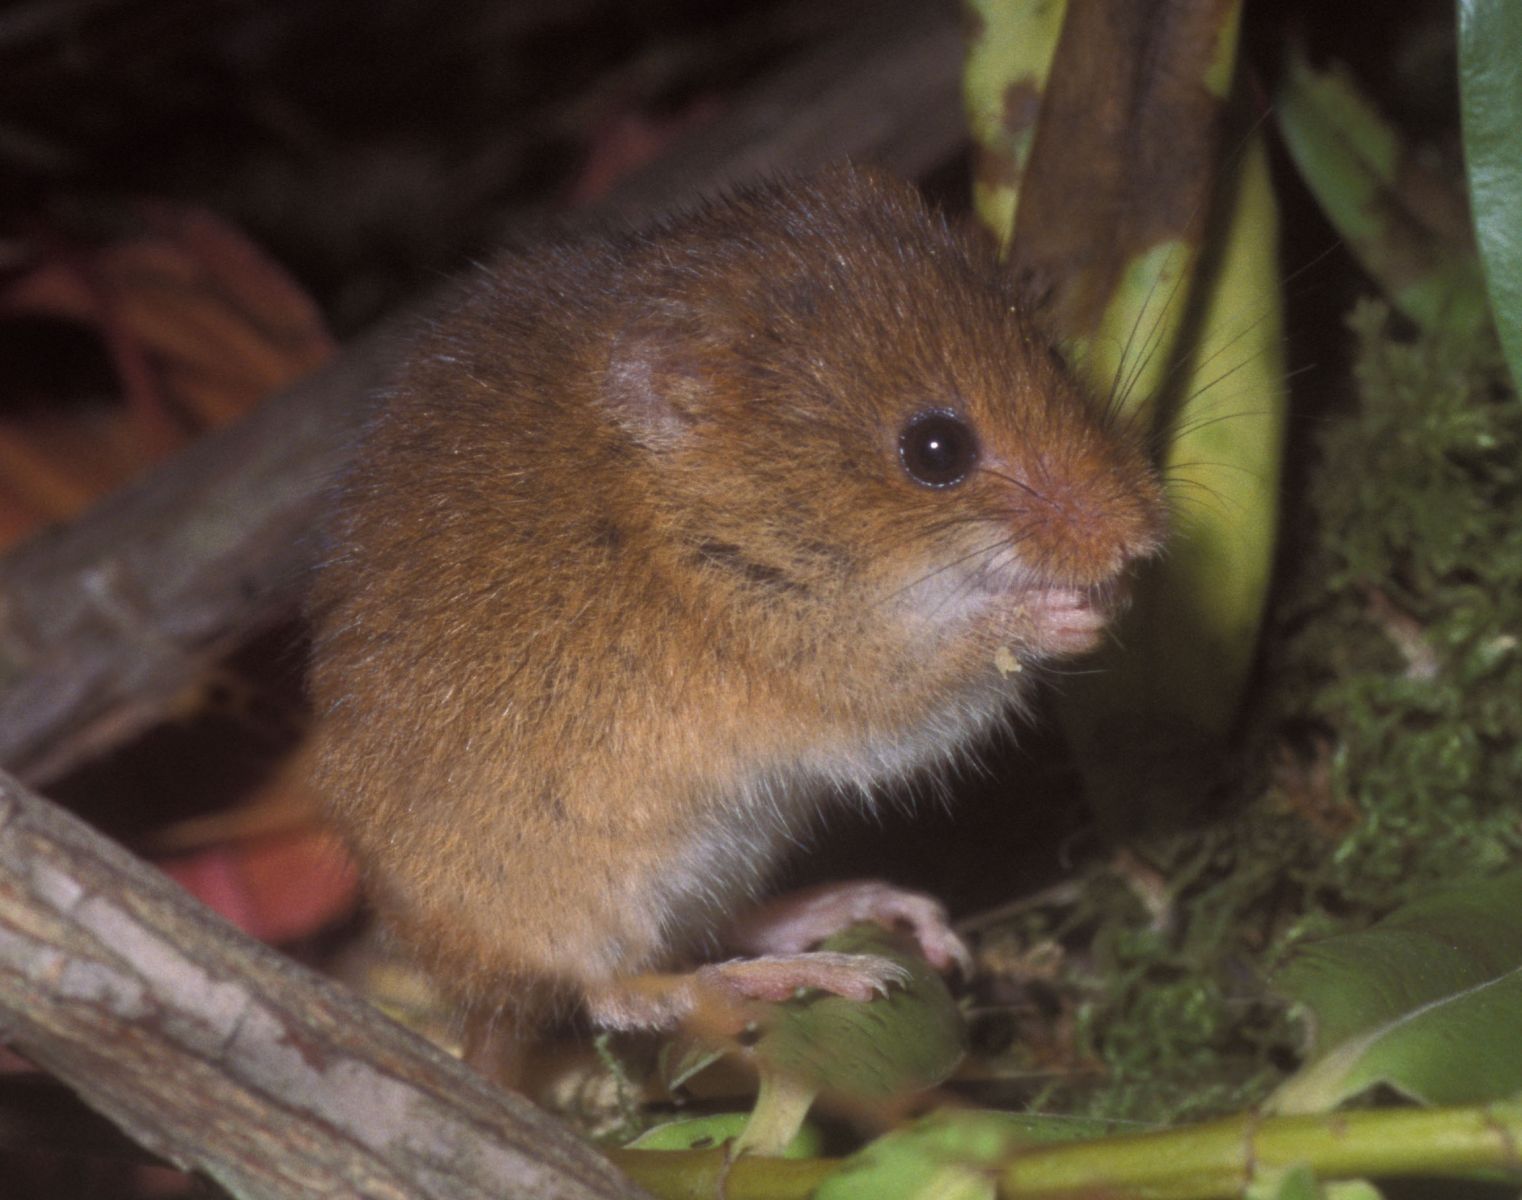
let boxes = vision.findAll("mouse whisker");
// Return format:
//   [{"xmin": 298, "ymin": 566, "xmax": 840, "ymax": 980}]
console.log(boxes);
[
  {"xmin": 1103, "ymin": 243, "xmax": 1194, "ymax": 424},
  {"xmin": 979, "ymin": 465, "xmax": 1045, "ymax": 502}
]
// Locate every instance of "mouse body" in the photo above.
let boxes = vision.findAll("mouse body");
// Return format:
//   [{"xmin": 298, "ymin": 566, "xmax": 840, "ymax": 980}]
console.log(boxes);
[{"xmin": 310, "ymin": 165, "xmax": 1166, "ymax": 1042}]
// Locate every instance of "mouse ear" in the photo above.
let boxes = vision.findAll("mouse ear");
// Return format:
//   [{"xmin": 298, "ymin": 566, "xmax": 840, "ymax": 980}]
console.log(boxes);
[{"xmin": 601, "ymin": 326, "xmax": 706, "ymax": 452}]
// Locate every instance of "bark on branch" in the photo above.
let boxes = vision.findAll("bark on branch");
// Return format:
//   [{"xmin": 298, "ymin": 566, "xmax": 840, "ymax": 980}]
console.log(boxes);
[{"xmin": 0, "ymin": 767, "xmax": 646, "ymax": 1199}]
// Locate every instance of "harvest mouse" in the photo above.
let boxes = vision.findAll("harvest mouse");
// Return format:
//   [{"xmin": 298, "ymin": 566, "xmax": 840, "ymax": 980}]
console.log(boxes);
[{"xmin": 309, "ymin": 164, "xmax": 1166, "ymax": 1070}]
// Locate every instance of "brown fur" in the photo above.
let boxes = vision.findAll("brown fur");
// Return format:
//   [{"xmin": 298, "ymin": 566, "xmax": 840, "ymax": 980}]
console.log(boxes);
[{"xmin": 309, "ymin": 166, "xmax": 1165, "ymax": 1032}]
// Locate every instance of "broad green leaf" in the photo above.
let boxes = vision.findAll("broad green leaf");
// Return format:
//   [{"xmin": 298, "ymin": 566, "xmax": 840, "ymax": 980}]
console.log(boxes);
[
  {"xmin": 748, "ymin": 924, "xmax": 965, "ymax": 1103},
  {"xmin": 1057, "ymin": 133, "xmax": 1287, "ymax": 820},
  {"xmin": 1459, "ymin": 0, "xmax": 1522, "ymax": 391},
  {"xmin": 665, "ymin": 924, "xmax": 965, "ymax": 1156},
  {"xmin": 962, "ymin": 0, "xmax": 1067, "ymax": 250},
  {"xmin": 996, "ymin": 0, "xmax": 1242, "ymax": 388},
  {"xmin": 1271, "ymin": 870, "xmax": 1522, "ymax": 1112},
  {"xmin": 1078, "ymin": 237, "xmax": 1194, "ymax": 419},
  {"xmin": 972, "ymin": 0, "xmax": 1278, "ymax": 824},
  {"xmin": 1062, "ymin": 0, "xmax": 1244, "ymax": 418}
]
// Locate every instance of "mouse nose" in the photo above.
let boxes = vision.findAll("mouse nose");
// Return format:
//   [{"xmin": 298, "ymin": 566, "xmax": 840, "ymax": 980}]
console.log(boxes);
[{"xmin": 1008, "ymin": 453, "xmax": 1167, "ymax": 589}]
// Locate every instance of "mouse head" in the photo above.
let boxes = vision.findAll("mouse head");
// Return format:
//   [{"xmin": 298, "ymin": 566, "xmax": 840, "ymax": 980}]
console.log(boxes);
[{"xmin": 599, "ymin": 166, "xmax": 1166, "ymax": 666}]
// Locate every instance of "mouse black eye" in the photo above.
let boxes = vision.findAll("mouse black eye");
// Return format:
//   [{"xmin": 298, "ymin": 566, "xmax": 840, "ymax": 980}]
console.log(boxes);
[{"xmin": 898, "ymin": 410, "xmax": 978, "ymax": 489}]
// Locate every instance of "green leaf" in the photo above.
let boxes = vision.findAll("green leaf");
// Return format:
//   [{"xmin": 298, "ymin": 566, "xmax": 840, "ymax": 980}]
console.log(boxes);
[
  {"xmin": 1325, "ymin": 1183, "xmax": 1385, "ymax": 1200},
  {"xmin": 962, "ymin": 0, "xmax": 1067, "ymax": 250},
  {"xmin": 1459, "ymin": 0, "xmax": 1522, "ymax": 390},
  {"xmin": 1246, "ymin": 1167, "xmax": 1387, "ymax": 1200},
  {"xmin": 1277, "ymin": 44, "xmax": 1487, "ymax": 333},
  {"xmin": 816, "ymin": 1110, "xmax": 1023, "ymax": 1200},
  {"xmin": 1056, "ymin": 132, "xmax": 1288, "ymax": 824},
  {"xmin": 627, "ymin": 1111, "xmax": 823, "ymax": 1158},
  {"xmin": 748, "ymin": 924, "xmax": 965, "ymax": 1103},
  {"xmin": 1271, "ymin": 870, "xmax": 1522, "ymax": 1112},
  {"xmin": 1245, "ymin": 1163, "xmax": 1321, "ymax": 1200},
  {"xmin": 666, "ymin": 923, "xmax": 965, "ymax": 1156},
  {"xmin": 656, "ymin": 1036, "xmax": 725, "ymax": 1093}
]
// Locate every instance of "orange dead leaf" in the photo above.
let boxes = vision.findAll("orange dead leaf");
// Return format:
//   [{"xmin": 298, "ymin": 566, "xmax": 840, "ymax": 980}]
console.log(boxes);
[
  {"xmin": 0, "ymin": 201, "xmax": 337, "ymax": 544},
  {"xmin": 157, "ymin": 827, "xmax": 359, "ymax": 945}
]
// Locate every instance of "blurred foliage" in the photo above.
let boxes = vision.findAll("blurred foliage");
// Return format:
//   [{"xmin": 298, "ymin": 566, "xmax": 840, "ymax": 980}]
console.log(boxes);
[
  {"xmin": 1272, "ymin": 869, "xmax": 1522, "ymax": 1112},
  {"xmin": 1459, "ymin": 0, "xmax": 1522, "ymax": 391}
]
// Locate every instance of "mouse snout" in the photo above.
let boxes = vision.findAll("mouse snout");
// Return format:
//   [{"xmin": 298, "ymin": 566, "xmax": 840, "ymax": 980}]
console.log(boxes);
[
  {"xmin": 982, "ymin": 458, "xmax": 1164, "ymax": 659},
  {"xmin": 1071, "ymin": 484, "xmax": 1164, "ymax": 585},
  {"xmin": 1002, "ymin": 453, "xmax": 1167, "ymax": 591}
]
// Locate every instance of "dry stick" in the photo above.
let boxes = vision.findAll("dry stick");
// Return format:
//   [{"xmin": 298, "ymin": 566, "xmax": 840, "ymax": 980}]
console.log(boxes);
[
  {"xmin": 0, "ymin": 0, "xmax": 964, "ymax": 787},
  {"xmin": 0, "ymin": 766, "xmax": 645, "ymax": 1199}
]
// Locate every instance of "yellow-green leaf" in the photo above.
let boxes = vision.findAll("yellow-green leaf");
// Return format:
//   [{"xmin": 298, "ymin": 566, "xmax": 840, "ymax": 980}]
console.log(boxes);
[{"xmin": 1272, "ymin": 870, "xmax": 1522, "ymax": 1113}]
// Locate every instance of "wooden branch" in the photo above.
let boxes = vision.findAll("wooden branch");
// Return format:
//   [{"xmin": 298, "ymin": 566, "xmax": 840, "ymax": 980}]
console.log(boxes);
[
  {"xmin": 0, "ymin": 767, "xmax": 646, "ymax": 1199},
  {"xmin": 0, "ymin": 0, "xmax": 965, "ymax": 785},
  {"xmin": 0, "ymin": 333, "xmax": 394, "ymax": 784}
]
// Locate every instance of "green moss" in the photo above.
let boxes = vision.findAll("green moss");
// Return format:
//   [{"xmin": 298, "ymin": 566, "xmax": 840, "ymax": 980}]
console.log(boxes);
[
  {"xmin": 1275, "ymin": 300, "xmax": 1522, "ymax": 898},
  {"xmin": 1019, "ymin": 300, "xmax": 1522, "ymax": 1123}
]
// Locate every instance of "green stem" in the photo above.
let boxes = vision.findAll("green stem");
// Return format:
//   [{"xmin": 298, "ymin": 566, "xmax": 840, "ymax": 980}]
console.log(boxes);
[
  {"xmin": 609, "ymin": 1103, "xmax": 1522, "ymax": 1200},
  {"xmin": 999, "ymin": 1103, "xmax": 1522, "ymax": 1199}
]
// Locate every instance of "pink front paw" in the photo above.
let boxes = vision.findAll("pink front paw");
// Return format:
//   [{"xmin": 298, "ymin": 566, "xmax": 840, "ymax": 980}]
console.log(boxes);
[
  {"xmin": 699, "ymin": 951, "xmax": 912, "ymax": 1004},
  {"xmin": 726, "ymin": 880, "xmax": 972, "ymax": 977},
  {"xmin": 581, "ymin": 952, "xmax": 914, "ymax": 1034}
]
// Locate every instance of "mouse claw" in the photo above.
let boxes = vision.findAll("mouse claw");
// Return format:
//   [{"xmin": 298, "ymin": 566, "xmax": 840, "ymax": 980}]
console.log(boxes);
[
  {"xmin": 727, "ymin": 880, "xmax": 974, "ymax": 978},
  {"xmin": 698, "ymin": 951, "xmax": 912, "ymax": 1004},
  {"xmin": 581, "ymin": 951, "xmax": 915, "ymax": 1035}
]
